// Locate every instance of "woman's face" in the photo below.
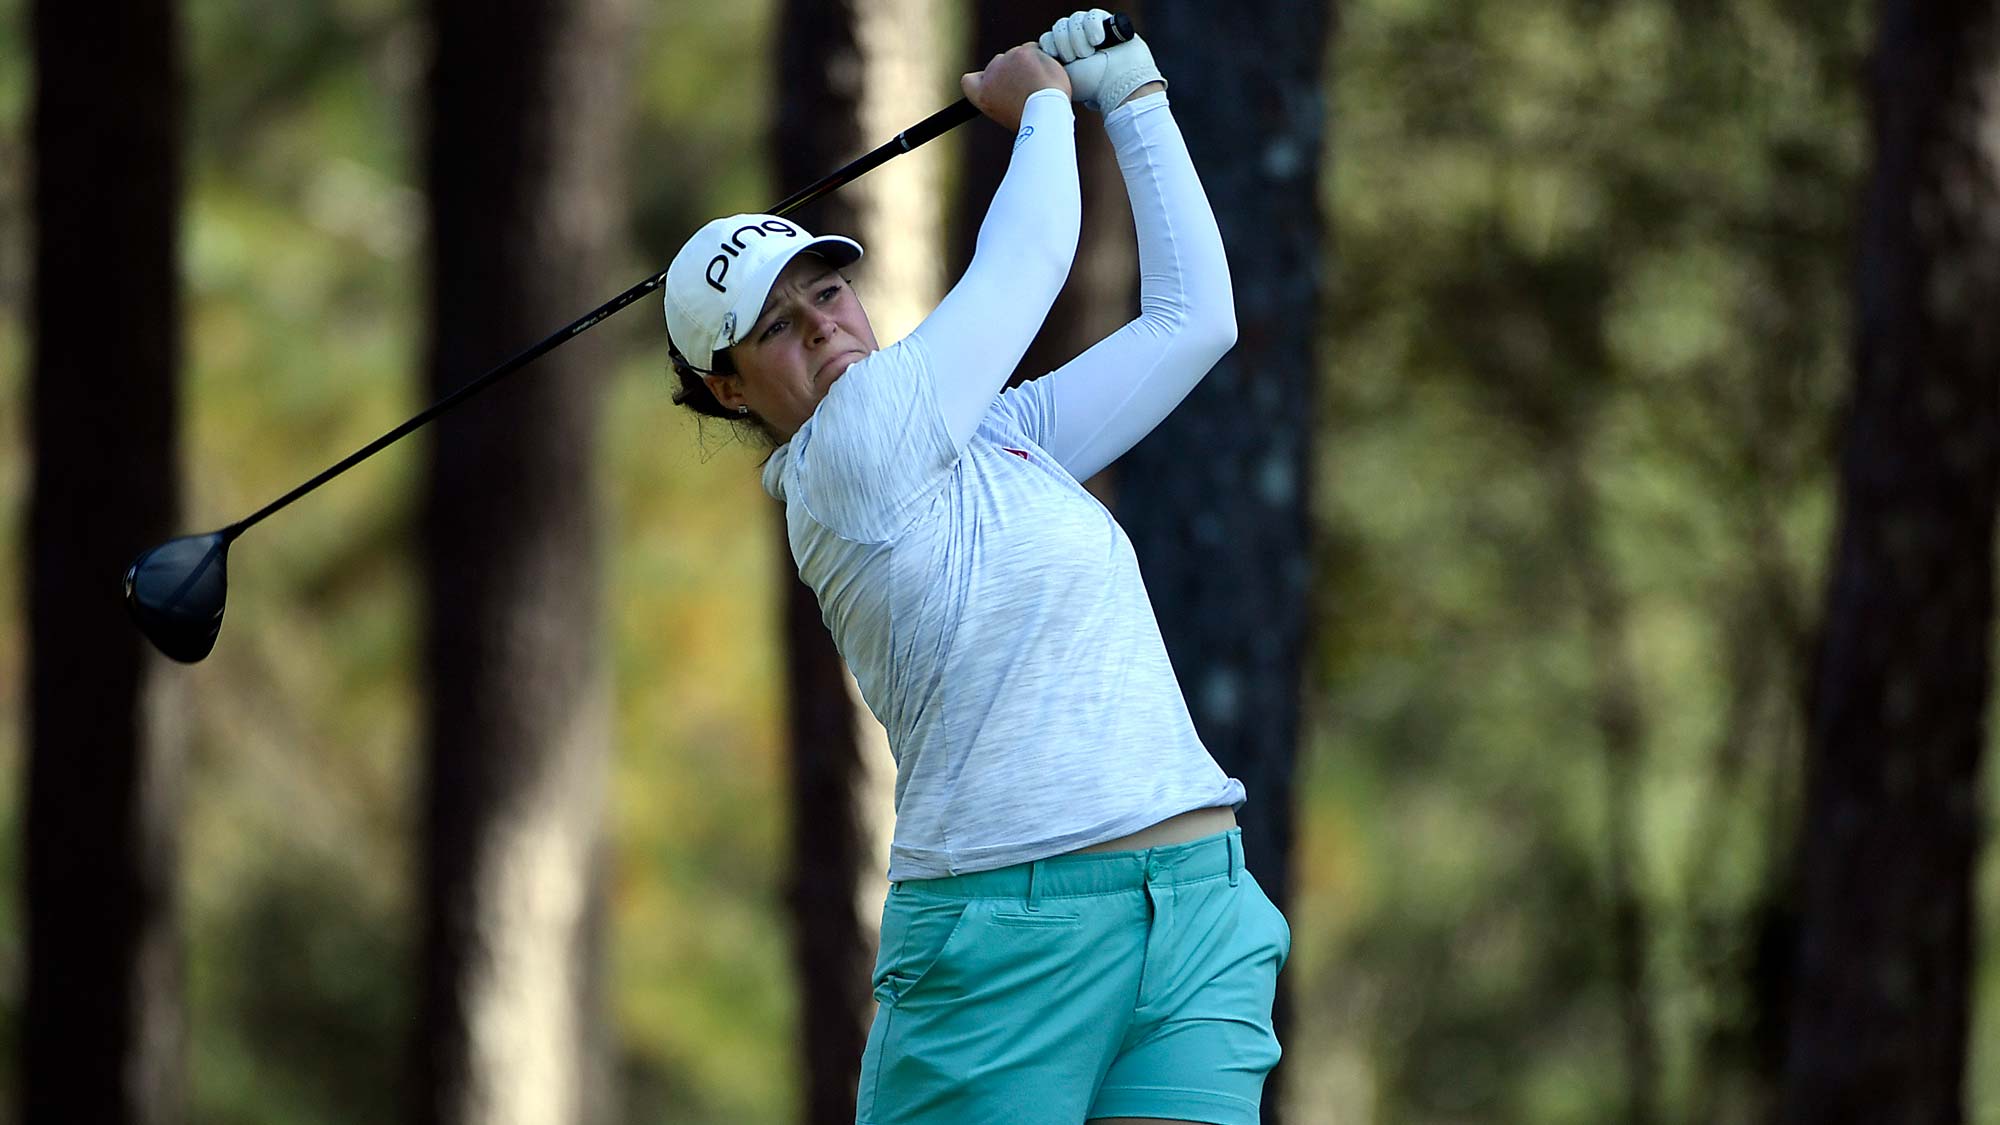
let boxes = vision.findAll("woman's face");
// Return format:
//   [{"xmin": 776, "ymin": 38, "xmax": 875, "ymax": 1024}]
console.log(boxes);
[{"xmin": 703, "ymin": 253, "xmax": 878, "ymax": 441}]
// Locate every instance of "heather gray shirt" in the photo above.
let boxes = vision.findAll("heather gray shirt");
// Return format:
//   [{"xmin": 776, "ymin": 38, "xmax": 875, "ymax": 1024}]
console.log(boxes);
[{"xmin": 761, "ymin": 91, "xmax": 1244, "ymax": 880}]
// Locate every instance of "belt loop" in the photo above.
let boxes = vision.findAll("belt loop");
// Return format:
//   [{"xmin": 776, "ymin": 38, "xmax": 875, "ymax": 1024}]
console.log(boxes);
[
  {"xmin": 1226, "ymin": 831, "xmax": 1241, "ymax": 887},
  {"xmin": 1026, "ymin": 861, "xmax": 1042, "ymax": 912}
]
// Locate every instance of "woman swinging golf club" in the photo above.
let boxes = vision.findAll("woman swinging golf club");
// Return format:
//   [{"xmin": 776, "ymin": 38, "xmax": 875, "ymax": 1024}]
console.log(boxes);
[{"xmin": 662, "ymin": 12, "xmax": 1287, "ymax": 1124}]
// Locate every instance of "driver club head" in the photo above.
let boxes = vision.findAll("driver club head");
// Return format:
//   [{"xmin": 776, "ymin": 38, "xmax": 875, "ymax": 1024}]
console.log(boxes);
[{"xmin": 124, "ymin": 531, "xmax": 231, "ymax": 663}]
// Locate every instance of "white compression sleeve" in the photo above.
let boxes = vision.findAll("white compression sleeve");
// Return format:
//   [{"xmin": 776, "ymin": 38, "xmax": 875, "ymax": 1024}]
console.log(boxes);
[
  {"xmin": 1037, "ymin": 91, "xmax": 1235, "ymax": 481},
  {"xmin": 907, "ymin": 90, "xmax": 1082, "ymax": 449}
]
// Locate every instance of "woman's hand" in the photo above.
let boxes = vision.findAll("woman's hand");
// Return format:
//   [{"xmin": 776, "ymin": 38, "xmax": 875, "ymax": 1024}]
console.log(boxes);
[
  {"xmin": 1038, "ymin": 9, "xmax": 1166, "ymax": 113},
  {"xmin": 961, "ymin": 43, "xmax": 1072, "ymax": 133}
]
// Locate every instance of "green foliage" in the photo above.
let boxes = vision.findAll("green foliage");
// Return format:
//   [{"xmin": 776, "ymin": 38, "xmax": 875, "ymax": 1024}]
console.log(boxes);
[
  {"xmin": 190, "ymin": 858, "xmax": 411, "ymax": 1125},
  {"xmin": 604, "ymin": 372, "xmax": 799, "ymax": 1123},
  {"xmin": 628, "ymin": 0, "xmax": 778, "ymax": 266},
  {"xmin": 168, "ymin": 0, "xmax": 427, "ymax": 1111},
  {"xmin": 1291, "ymin": 0, "xmax": 1987, "ymax": 1120}
]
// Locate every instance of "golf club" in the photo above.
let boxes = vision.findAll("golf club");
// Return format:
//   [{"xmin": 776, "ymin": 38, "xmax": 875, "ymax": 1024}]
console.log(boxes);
[{"xmin": 126, "ymin": 13, "xmax": 1134, "ymax": 664}]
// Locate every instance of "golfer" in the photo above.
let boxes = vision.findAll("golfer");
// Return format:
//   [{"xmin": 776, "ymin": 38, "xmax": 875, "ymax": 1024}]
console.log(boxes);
[{"xmin": 662, "ymin": 12, "xmax": 1286, "ymax": 1124}]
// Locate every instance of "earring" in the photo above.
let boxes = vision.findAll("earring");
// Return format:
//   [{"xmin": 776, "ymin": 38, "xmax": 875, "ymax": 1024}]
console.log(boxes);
[{"xmin": 735, "ymin": 405, "xmax": 750, "ymax": 415}]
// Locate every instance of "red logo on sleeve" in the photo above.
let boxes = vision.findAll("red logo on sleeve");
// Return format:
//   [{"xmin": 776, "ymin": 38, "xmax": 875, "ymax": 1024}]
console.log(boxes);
[{"xmin": 1002, "ymin": 447, "xmax": 1031, "ymax": 461}]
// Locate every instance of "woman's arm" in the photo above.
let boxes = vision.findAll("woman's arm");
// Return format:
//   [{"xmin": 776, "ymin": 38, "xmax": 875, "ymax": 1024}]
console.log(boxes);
[
  {"xmin": 1032, "ymin": 90, "xmax": 1236, "ymax": 482},
  {"xmin": 790, "ymin": 52, "xmax": 1078, "ymax": 541},
  {"xmin": 908, "ymin": 76, "xmax": 1082, "ymax": 449}
]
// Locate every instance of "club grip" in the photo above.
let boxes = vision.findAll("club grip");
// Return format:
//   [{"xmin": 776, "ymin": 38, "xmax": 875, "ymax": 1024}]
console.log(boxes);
[{"xmin": 1102, "ymin": 13, "xmax": 1135, "ymax": 43}]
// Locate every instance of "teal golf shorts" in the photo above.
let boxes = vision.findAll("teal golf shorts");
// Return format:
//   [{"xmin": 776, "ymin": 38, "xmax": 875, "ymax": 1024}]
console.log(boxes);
[{"xmin": 856, "ymin": 826, "xmax": 1291, "ymax": 1125}]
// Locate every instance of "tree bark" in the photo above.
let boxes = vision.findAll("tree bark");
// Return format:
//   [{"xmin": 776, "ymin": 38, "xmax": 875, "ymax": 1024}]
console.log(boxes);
[
  {"xmin": 772, "ymin": 3, "xmax": 877, "ymax": 1120},
  {"xmin": 1114, "ymin": 5, "xmax": 1331, "ymax": 1120},
  {"xmin": 24, "ymin": 0, "xmax": 187, "ymax": 1120},
  {"xmin": 414, "ymin": 0, "xmax": 626, "ymax": 1119},
  {"xmin": 1780, "ymin": 0, "xmax": 2000, "ymax": 1120}
]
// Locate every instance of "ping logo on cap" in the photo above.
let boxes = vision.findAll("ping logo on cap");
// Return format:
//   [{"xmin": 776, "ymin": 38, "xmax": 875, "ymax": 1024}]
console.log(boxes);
[{"xmin": 706, "ymin": 219, "xmax": 802, "ymax": 293}]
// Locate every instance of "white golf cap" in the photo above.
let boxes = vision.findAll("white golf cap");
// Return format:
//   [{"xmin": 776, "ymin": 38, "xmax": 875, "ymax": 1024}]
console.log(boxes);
[{"xmin": 663, "ymin": 213, "xmax": 864, "ymax": 372}]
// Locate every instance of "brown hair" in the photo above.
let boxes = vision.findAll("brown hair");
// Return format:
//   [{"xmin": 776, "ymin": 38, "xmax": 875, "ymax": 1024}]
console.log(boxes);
[
  {"xmin": 668, "ymin": 344, "xmax": 780, "ymax": 449},
  {"xmin": 668, "ymin": 344, "xmax": 740, "ymax": 420}
]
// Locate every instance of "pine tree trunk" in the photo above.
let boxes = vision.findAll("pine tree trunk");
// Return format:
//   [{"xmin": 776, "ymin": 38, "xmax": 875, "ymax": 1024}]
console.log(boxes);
[
  {"xmin": 772, "ymin": 3, "xmax": 876, "ymax": 1120},
  {"xmin": 23, "ymin": 0, "xmax": 187, "ymax": 1120},
  {"xmin": 1780, "ymin": 1, "xmax": 2000, "ymax": 1121},
  {"xmin": 1115, "ymin": 5, "xmax": 1331, "ymax": 1120},
  {"xmin": 414, "ymin": 0, "xmax": 626, "ymax": 1119}
]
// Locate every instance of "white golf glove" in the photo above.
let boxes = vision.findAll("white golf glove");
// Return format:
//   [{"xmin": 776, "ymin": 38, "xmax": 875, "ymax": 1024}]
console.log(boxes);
[{"xmin": 1038, "ymin": 9, "xmax": 1165, "ymax": 113}]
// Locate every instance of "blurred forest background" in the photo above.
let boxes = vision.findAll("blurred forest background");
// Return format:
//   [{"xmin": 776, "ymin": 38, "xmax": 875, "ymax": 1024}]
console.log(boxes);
[{"xmin": 4, "ymin": 0, "xmax": 1999, "ymax": 1122}]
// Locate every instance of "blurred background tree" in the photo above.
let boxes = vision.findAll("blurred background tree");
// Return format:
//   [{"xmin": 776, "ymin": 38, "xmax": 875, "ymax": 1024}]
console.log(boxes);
[
  {"xmin": 767, "ymin": 1, "xmax": 873, "ymax": 1119},
  {"xmin": 3, "ymin": 0, "xmax": 1999, "ymax": 1124},
  {"xmin": 415, "ymin": 0, "xmax": 628, "ymax": 1120},
  {"xmin": 1781, "ymin": 0, "xmax": 2000, "ymax": 1121},
  {"xmin": 1117, "ymin": 8, "xmax": 1332, "ymax": 1118},
  {"xmin": 24, "ymin": 0, "xmax": 186, "ymax": 1121}
]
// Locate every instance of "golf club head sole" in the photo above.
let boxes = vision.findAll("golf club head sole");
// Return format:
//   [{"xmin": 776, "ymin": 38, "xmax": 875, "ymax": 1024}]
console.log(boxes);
[{"xmin": 125, "ymin": 532, "xmax": 229, "ymax": 663}]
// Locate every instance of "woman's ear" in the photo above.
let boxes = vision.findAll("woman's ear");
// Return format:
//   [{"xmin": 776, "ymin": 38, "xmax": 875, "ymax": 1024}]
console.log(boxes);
[{"xmin": 704, "ymin": 372, "xmax": 746, "ymax": 411}]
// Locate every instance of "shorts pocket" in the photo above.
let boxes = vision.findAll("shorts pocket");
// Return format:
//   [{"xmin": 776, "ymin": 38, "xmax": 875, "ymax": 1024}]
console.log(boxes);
[
  {"xmin": 871, "ymin": 894, "xmax": 973, "ymax": 1007},
  {"xmin": 1245, "ymin": 872, "xmax": 1293, "ymax": 969},
  {"xmin": 988, "ymin": 910, "xmax": 1082, "ymax": 928}
]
